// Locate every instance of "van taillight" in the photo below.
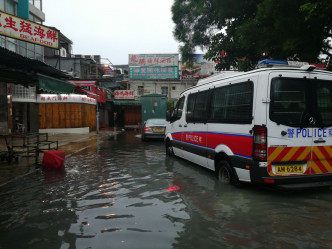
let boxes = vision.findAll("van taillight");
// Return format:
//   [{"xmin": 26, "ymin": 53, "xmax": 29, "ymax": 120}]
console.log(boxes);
[{"xmin": 252, "ymin": 125, "xmax": 267, "ymax": 162}]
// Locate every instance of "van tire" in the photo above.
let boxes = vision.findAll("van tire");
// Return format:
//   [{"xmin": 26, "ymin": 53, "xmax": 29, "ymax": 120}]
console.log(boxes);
[
  {"xmin": 217, "ymin": 160, "xmax": 239, "ymax": 185},
  {"xmin": 166, "ymin": 140, "xmax": 174, "ymax": 156}
]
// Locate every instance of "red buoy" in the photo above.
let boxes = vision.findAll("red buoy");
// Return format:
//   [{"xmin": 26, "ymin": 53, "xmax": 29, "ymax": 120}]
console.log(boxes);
[{"xmin": 42, "ymin": 150, "xmax": 66, "ymax": 170}]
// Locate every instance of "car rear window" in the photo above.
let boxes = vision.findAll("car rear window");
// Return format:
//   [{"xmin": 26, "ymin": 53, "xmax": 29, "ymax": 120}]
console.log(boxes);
[{"xmin": 147, "ymin": 119, "xmax": 168, "ymax": 125}]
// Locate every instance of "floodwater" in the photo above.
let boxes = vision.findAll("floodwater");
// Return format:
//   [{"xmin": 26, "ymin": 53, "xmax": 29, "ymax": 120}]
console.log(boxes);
[{"xmin": 1, "ymin": 131, "xmax": 332, "ymax": 249}]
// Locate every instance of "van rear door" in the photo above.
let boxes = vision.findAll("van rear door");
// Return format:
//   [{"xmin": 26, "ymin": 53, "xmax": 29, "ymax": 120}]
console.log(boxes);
[
  {"xmin": 266, "ymin": 72, "xmax": 314, "ymax": 176},
  {"xmin": 309, "ymin": 72, "xmax": 332, "ymax": 175}
]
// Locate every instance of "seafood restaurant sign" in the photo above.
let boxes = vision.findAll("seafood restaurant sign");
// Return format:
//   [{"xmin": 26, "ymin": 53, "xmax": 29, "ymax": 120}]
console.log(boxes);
[{"xmin": 0, "ymin": 11, "xmax": 59, "ymax": 49}]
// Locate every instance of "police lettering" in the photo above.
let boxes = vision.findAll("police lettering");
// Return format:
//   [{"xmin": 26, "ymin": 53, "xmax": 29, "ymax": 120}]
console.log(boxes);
[
  {"xmin": 294, "ymin": 128, "xmax": 329, "ymax": 138},
  {"xmin": 186, "ymin": 134, "xmax": 202, "ymax": 143}
]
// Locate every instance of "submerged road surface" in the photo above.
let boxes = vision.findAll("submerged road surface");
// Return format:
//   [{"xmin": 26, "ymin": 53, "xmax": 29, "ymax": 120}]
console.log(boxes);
[{"xmin": 1, "ymin": 131, "xmax": 332, "ymax": 249}]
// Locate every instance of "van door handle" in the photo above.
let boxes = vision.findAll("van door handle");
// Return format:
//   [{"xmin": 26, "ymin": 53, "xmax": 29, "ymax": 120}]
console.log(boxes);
[{"xmin": 314, "ymin": 138, "xmax": 326, "ymax": 144}]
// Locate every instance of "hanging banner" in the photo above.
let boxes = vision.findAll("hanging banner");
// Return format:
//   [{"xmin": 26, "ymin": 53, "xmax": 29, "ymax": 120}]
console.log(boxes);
[
  {"xmin": 0, "ymin": 11, "xmax": 59, "ymax": 49},
  {"xmin": 129, "ymin": 54, "xmax": 179, "ymax": 67},
  {"xmin": 129, "ymin": 66, "xmax": 178, "ymax": 79}
]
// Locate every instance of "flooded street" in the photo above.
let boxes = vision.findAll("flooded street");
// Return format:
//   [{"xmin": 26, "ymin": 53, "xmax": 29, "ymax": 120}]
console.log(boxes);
[{"xmin": 1, "ymin": 131, "xmax": 332, "ymax": 249}]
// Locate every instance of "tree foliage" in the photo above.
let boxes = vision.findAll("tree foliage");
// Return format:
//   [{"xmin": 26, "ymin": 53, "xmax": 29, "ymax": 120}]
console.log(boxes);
[{"xmin": 172, "ymin": 0, "xmax": 332, "ymax": 71}]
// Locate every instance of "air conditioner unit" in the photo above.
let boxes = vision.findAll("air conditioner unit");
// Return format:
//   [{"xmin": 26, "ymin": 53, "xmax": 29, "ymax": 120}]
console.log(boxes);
[{"xmin": 60, "ymin": 48, "xmax": 67, "ymax": 57}]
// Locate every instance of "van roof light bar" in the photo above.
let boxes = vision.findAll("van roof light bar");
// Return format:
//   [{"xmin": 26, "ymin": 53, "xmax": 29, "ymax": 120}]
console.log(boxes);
[
  {"xmin": 256, "ymin": 59, "xmax": 324, "ymax": 70},
  {"xmin": 257, "ymin": 59, "xmax": 288, "ymax": 68},
  {"xmin": 301, "ymin": 65, "xmax": 316, "ymax": 71}
]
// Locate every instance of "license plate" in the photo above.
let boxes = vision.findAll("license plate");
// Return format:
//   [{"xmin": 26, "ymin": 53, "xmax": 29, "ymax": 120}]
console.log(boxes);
[
  {"xmin": 275, "ymin": 165, "xmax": 303, "ymax": 174},
  {"xmin": 153, "ymin": 128, "xmax": 164, "ymax": 132}
]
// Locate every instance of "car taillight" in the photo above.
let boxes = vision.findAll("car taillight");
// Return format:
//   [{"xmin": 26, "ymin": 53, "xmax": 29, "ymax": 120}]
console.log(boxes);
[
  {"xmin": 143, "ymin": 127, "xmax": 152, "ymax": 132},
  {"xmin": 252, "ymin": 125, "xmax": 267, "ymax": 162}
]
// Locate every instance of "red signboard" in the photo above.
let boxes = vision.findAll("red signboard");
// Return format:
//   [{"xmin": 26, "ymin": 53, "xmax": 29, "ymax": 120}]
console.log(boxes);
[
  {"xmin": 91, "ymin": 86, "xmax": 106, "ymax": 103},
  {"xmin": 0, "ymin": 11, "xmax": 59, "ymax": 49},
  {"xmin": 114, "ymin": 90, "xmax": 135, "ymax": 100}
]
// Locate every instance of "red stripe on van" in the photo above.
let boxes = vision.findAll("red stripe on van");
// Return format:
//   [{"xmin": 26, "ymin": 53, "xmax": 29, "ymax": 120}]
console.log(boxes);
[{"xmin": 206, "ymin": 133, "xmax": 253, "ymax": 158}]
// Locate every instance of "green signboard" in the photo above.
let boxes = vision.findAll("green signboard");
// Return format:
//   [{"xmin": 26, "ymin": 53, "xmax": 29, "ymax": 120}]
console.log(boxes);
[{"xmin": 129, "ymin": 67, "xmax": 178, "ymax": 80}]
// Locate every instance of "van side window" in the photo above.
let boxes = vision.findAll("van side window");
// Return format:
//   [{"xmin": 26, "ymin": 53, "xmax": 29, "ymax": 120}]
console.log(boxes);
[
  {"xmin": 209, "ymin": 82, "xmax": 253, "ymax": 124},
  {"xmin": 186, "ymin": 90, "xmax": 210, "ymax": 123},
  {"xmin": 172, "ymin": 97, "xmax": 185, "ymax": 121}
]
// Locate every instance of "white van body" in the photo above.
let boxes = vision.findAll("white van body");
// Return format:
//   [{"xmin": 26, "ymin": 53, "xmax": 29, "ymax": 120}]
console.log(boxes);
[{"xmin": 165, "ymin": 66, "xmax": 332, "ymax": 189}]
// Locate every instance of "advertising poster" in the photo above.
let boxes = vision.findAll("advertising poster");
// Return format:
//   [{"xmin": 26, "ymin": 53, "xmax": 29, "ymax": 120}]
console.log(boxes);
[{"xmin": 182, "ymin": 54, "xmax": 216, "ymax": 79}]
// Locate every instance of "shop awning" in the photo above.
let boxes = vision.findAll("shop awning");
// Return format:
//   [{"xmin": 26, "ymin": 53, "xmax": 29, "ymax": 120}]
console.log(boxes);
[
  {"xmin": 38, "ymin": 74, "xmax": 75, "ymax": 94},
  {"xmin": 114, "ymin": 100, "xmax": 141, "ymax": 106},
  {"xmin": 0, "ymin": 47, "xmax": 69, "ymax": 86}
]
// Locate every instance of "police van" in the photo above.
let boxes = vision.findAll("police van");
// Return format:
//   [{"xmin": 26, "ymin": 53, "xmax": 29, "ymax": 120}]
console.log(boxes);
[{"xmin": 165, "ymin": 60, "xmax": 332, "ymax": 189}]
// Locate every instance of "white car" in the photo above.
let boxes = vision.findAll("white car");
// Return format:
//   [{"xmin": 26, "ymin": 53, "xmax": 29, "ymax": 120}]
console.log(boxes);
[{"xmin": 141, "ymin": 118, "xmax": 169, "ymax": 141}]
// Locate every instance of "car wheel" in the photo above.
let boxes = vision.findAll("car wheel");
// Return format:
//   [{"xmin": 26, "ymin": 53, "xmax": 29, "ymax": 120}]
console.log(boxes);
[
  {"xmin": 217, "ymin": 160, "xmax": 239, "ymax": 185},
  {"xmin": 166, "ymin": 140, "xmax": 174, "ymax": 156}
]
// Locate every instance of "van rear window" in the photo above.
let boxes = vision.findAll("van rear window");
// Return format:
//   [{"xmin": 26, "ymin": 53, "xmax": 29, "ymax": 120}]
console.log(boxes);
[{"xmin": 270, "ymin": 78, "xmax": 332, "ymax": 128}]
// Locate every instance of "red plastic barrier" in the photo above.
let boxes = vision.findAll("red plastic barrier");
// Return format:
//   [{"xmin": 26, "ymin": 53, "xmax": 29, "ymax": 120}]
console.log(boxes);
[
  {"xmin": 166, "ymin": 185, "xmax": 180, "ymax": 192},
  {"xmin": 42, "ymin": 150, "xmax": 66, "ymax": 170}
]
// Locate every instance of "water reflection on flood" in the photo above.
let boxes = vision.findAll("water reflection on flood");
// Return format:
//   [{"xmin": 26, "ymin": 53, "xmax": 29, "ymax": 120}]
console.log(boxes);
[{"xmin": 0, "ymin": 131, "xmax": 332, "ymax": 249}]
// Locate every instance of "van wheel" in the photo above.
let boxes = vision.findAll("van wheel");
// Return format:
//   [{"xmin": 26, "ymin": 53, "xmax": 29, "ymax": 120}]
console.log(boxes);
[
  {"xmin": 166, "ymin": 140, "xmax": 174, "ymax": 156},
  {"xmin": 217, "ymin": 160, "xmax": 238, "ymax": 185}
]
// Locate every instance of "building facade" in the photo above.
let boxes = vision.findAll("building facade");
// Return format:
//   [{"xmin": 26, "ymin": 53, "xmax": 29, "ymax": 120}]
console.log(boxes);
[
  {"xmin": 0, "ymin": 0, "xmax": 46, "ymax": 134},
  {"xmin": 0, "ymin": 0, "xmax": 79, "ymax": 134}
]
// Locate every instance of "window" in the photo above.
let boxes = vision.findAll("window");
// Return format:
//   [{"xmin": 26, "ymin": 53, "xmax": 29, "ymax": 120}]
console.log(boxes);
[
  {"xmin": 186, "ymin": 90, "xmax": 210, "ymax": 123},
  {"xmin": 29, "ymin": 0, "xmax": 41, "ymax": 10},
  {"xmin": 270, "ymin": 78, "xmax": 332, "ymax": 128},
  {"xmin": 33, "ymin": 0, "xmax": 41, "ymax": 10},
  {"xmin": 0, "ymin": 37, "xmax": 5, "ymax": 48},
  {"xmin": 12, "ymin": 84, "xmax": 36, "ymax": 100},
  {"xmin": 6, "ymin": 0, "xmax": 15, "ymax": 14},
  {"xmin": 317, "ymin": 83, "xmax": 332, "ymax": 125},
  {"xmin": 0, "ymin": 0, "xmax": 4, "ymax": 11},
  {"xmin": 172, "ymin": 97, "xmax": 185, "ymax": 121},
  {"xmin": 7, "ymin": 37, "xmax": 16, "ymax": 52},
  {"xmin": 209, "ymin": 82, "xmax": 253, "ymax": 124},
  {"xmin": 138, "ymin": 86, "xmax": 144, "ymax": 96},
  {"xmin": 161, "ymin": 86, "xmax": 168, "ymax": 96},
  {"xmin": 18, "ymin": 40, "xmax": 27, "ymax": 57}
]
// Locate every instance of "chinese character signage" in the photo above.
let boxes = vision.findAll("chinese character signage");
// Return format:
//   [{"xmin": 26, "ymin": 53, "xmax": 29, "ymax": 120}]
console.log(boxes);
[
  {"xmin": 129, "ymin": 54, "xmax": 179, "ymax": 67},
  {"xmin": 129, "ymin": 67, "xmax": 179, "ymax": 80},
  {"xmin": 0, "ymin": 11, "xmax": 59, "ymax": 49},
  {"xmin": 114, "ymin": 90, "xmax": 135, "ymax": 100},
  {"xmin": 182, "ymin": 54, "xmax": 216, "ymax": 79},
  {"xmin": 37, "ymin": 94, "xmax": 96, "ymax": 105}
]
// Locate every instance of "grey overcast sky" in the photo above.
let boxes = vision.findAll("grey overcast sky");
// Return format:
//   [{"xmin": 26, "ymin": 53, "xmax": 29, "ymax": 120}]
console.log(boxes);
[{"xmin": 43, "ymin": 0, "xmax": 181, "ymax": 65}]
